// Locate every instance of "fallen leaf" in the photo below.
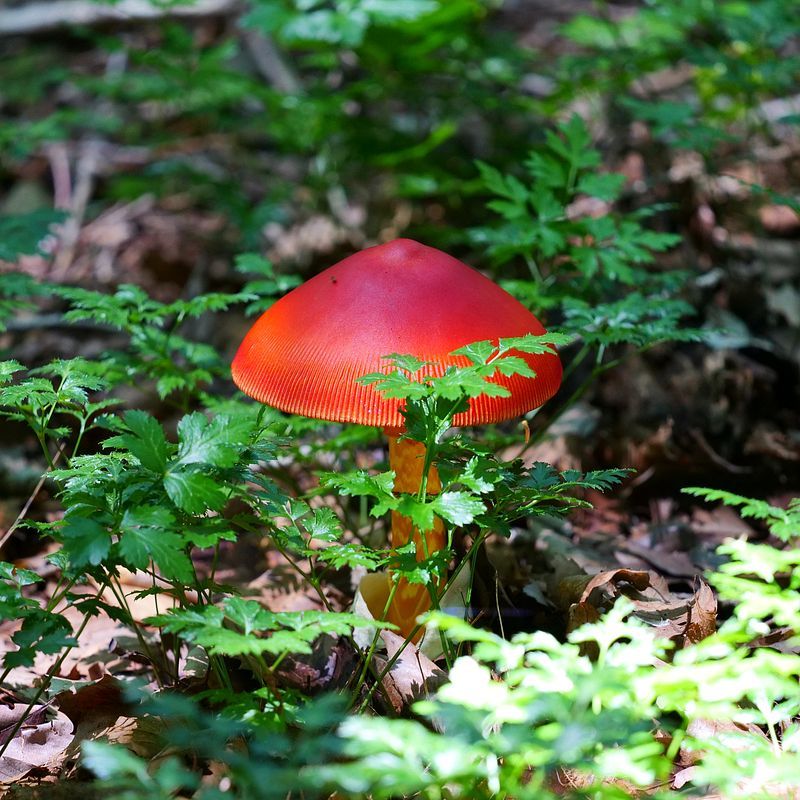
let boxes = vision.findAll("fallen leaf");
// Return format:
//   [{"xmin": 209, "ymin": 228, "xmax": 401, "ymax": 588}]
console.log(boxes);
[
  {"xmin": 691, "ymin": 505, "xmax": 756, "ymax": 541},
  {"xmin": 373, "ymin": 630, "xmax": 446, "ymax": 714},
  {"xmin": 620, "ymin": 541, "xmax": 700, "ymax": 578},
  {"xmin": 54, "ymin": 675, "xmax": 126, "ymax": 728},
  {"xmin": 683, "ymin": 581, "xmax": 717, "ymax": 644},
  {"xmin": 578, "ymin": 569, "xmax": 652, "ymax": 605},
  {"xmin": 0, "ymin": 705, "xmax": 74, "ymax": 783},
  {"xmin": 275, "ymin": 634, "xmax": 358, "ymax": 694}
]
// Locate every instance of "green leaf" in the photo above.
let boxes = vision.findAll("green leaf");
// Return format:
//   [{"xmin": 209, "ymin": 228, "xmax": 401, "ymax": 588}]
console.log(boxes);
[
  {"xmin": 223, "ymin": 596, "xmax": 274, "ymax": 636},
  {"xmin": 6, "ymin": 611, "xmax": 75, "ymax": 668},
  {"xmin": 395, "ymin": 494, "xmax": 437, "ymax": 533},
  {"xmin": 175, "ymin": 412, "xmax": 253, "ymax": 468},
  {"xmin": 432, "ymin": 491, "xmax": 486, "ymax": 526},
  {"xmin": 357, "ymin": 370, "xmax": 429, "ymax": 400},
  {"xmin": 492, "ymin": 356, "xmax": 537, "ymax": 378},
  {"xmin": 451, "ymin": 340, "xmax": 496, "ymax": 365},
  {"xmin": 324, "ymin": 470, "xmax": 397, "ymax": 517},
  {"xmin": 316, "ymin": 542, "xmax": 384, "ymax": 571},
  {"xmin": 0, "ymin": 360, "xmax": 24, "ymax": 384},
  {"xmin": 459, "ymin": 457, "xmax": 497, "ymax": 494},
  {"xmin": 115, "ymin": 410, "xmax": 170, "ymax": 472},
  {"xmin": 164, "ymin": 469, "xmax": 228, "ymax": 514},
  {"xmin": 576, "ymin": 172, "xmax": 626, "ymax": 201},
  {"xmin": 118, "ymin": 507, "xmax": 194, "ymax": 582},
  {"xmin": 305, "ymin": 507, "xmax": 343, "ymax": 541},
  {"xmin": 62, "ymin": 516, "xmax": 110, "ymax": 567}
]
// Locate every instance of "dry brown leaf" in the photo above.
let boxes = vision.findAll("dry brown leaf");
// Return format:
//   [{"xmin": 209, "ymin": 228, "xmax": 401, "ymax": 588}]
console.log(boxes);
[
  {"xmin": 275, "ymin": 635, "xmax": 358, "ymax": 695},
  {"xmin": 567, "ymin": 600, "xmax": 601, "ymax": 636},
  {"xmin": 672, "ymin": 765, "xmax": 696, "ymax": 790},
  {"xmin": 54, "ymin": 675, "xmax": 126, "ymax": 729},
  {"xmin": 620, "ymin": 541, "xmax": 699, "ymax": 578},
  {"xmin": 551, "ymin": 568, "xmax": 651, "ymax": 613},
  {"xmin": 0, "ymin": 706, "xmax": 74, "ymax": 783},
  {"xmin": 373, "ymin": 630, "xmax": 446, "ymax": 714},
  {"xmin": 691, "ymin": 505, "xmax": 756, "ymax": 541},
  {"xmin": 579, "ymin": 569, "xmax": 652, "ymax": 604},
  {"xmin": 683, "ymin": 581, "xmax": 717, "ymax": 644}
]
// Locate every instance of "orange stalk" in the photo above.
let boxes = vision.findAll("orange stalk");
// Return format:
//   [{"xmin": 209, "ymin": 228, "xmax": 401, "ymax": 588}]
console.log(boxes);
[{"xmin": 385, "ymin": 434, "xmax": 445, "ymax": 640}]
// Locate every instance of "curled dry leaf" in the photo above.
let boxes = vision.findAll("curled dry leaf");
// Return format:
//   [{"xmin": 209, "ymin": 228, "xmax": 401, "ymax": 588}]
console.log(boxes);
[
  {"xmin": 275, "ymin": 635, "xmax": 358, "ymax": 695},
  {"xmin": 551, "ymin": 566, "xmax": 717, "ymax": 647},
  {"xmin": 0, "ymin": 704, "xmax": 74, "ymax": 783},
  {"xmin": 620, "ymin": 540, "xmax": 699, "ymax": 578},
  {"xmin": 683, "ymin": 580, "xmax": 717, "ymax": 645},
  {"xmin": 551, "ymin": 568, "xmax": 651, "ymax": 634}
]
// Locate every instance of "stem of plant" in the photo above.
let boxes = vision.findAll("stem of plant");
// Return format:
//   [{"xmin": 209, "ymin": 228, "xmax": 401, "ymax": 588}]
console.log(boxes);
[
  {"xmin": 350, "ymin": 578, "xmax": 400, "ymax": 707},
  {"xmin": 106, "ymin": 576, "xmax": 164, "ymax": 687}
]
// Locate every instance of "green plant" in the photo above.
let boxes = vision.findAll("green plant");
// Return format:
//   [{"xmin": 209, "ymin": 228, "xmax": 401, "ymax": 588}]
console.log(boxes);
[
  {"xmin": 555, "ymin": 0, "xmax": 800, "ymax": 150},
  {"xmin": 78, "ymin": 490, "xmax": 800, "ymax": 799},
  {"xmin": 471, "ymin": 115, "xmax": 683, "ymax": 307},
  {"xmin": 1, "ymin": 199, "xmax": 798, "ymax": 796},
  {"xmin": 467, "ymin": 116, "xmax": 705, "ymax": 448}
]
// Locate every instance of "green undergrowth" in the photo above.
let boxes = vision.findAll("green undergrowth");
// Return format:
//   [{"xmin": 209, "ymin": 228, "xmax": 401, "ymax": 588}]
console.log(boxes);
[
  {"xmin": 1, "ymin": 1, "xmax": 800, "ymax": 790},
  {"xmin": 1, "ymin": 252, "xmax": 798, "ymax": 796}
]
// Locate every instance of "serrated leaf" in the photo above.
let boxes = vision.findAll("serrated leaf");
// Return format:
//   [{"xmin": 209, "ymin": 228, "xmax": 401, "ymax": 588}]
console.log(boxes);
[
  {"xmin": 499, "ymin": 332, "xmax": 573, "ymax": 354},
  {"xmin": 0, "ymin": 360, "xmax": 24, "ymax": 383},
  {"xmin": 459, "ymin": 457, "xmax": 497, "ymax": 494},
  {"xmin": 395, "ymin": 494, "xmax": 437, "ymax": 533},
  {"xmin": 432, "ymin": 491, "xmax": 486, "ymax": 526},
  {"xmin": 356, "ymin": 370, "xmax": 428, "ymax": 400},
  {"xmin": 316, "ymin": 542, "xmax": 384, "ymax": 571},
  {"xmin": 61, "ymin": 516, "xmax": 110, "ymax": 567},
  {"xmin": 223, "ymin": 596, "xmax": 274, "ymax": 636},
  {"xmin": 164, "ymin": 469, "xmax": 228, "ymax": 514},
  {"xmin": 118, "ymin": 506, "xmax": 193, "ymax": 582},
  {"xmin": 431, "ymin": 368, "xmax": 511, "ymax": 401},
  {"xmin": 325, "ymin": 470, "xmax": 397, "ymax": 516},
  {"xmin": 492, "ymin": 356, "xmax": 537, "ymax": 378},
  {"xmin": 305, "ymin": 507, "xmax": 343, "ymax": 541},
  {"xmin": 451, "ymin": 340, "xmax": 496, "ymax": 365},
  {"xmin": 116, "ymin": 410, "xmax": 170, "ymax": 472},
  {"xmin": 175, "ymin": 412, "xmax": 252, "ymax": 468}
]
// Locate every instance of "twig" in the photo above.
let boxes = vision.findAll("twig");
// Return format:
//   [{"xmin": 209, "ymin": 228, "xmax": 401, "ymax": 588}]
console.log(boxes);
[
  {"xmin": 241, "ymin": 29, "xmax": 301, "ymax": 94},
  {"xmin": 0, "ymin": 0, "xmax": 239, "ymax": 36},
  {"xmin": 51, "ymin": 140, "xmax": 102, "ymax": 278},
  {"xmin": 690, "ymin": 429, "xmax": 753, "ymax": 475},
  {"xmin": 47, "ymin": 143, "xmax": 72, "ymax": 209},
  {"xmin": 0, "ymin": 446, "xmax": 64, "ymax": 552}
]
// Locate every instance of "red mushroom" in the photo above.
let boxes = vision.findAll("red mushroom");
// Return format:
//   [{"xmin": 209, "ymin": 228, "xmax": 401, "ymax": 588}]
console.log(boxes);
[{"xmin": 232, "ymin": 239, "xmax": 562, "ymax": 638}]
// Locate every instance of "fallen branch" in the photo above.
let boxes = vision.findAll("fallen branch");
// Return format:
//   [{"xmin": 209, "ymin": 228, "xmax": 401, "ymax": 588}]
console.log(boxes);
[{"xmin": 0, "ymin": 0, "xmax": 239, "ymax": 36}]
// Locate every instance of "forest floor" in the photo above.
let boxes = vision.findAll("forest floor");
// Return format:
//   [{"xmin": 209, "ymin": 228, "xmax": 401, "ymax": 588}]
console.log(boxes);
[{"xmin": 1, "ymin": 0, "xmax": 800, "ymax": 794}]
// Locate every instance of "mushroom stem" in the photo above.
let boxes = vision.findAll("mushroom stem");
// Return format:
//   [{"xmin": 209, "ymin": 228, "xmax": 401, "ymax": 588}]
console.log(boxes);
[{"xmin": 385, "ymin": 434, "xmax": 446, "ymax": 639}]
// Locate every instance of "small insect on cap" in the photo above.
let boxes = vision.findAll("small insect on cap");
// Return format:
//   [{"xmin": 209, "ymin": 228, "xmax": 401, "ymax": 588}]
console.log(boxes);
[{"xmin": 231, "ymin": 238, "xmax": 562, "ymax": 429}]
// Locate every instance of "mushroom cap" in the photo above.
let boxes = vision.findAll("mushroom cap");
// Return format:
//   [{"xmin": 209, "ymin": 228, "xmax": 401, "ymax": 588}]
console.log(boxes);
[{"xmin": 231, "ymin": 238, "xmax": 562, "ymax": 429}]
